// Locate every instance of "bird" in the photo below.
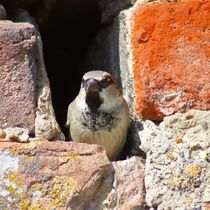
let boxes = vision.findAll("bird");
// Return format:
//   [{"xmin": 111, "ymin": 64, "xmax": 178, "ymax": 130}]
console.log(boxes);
[{"xmin": 65, "ymin": 70, "xmax": 130, "ymax": 160}]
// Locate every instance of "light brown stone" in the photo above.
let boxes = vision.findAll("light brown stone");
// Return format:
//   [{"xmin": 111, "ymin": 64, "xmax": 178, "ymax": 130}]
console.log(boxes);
[{"xmin": 0, "ymin": 141, "xmax": 111, "ymax": 209}]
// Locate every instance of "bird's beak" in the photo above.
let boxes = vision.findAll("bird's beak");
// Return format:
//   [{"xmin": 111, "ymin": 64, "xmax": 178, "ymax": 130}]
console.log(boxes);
[{"xmin": 85, "ymin": 79, "xmax": 101, "ymax": 92}]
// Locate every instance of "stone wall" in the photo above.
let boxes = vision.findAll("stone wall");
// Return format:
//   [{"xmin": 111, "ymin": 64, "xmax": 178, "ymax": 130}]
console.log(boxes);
[
  {"xmin": 0, "ymin": 8, "xmax": 64, "ymax": 141},
  {"xmin": 0, "ymin": 0, "xmax": 209, "ymax": 209}
]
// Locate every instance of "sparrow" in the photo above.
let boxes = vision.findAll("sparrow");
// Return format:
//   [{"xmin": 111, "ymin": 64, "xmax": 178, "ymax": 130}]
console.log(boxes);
[{"xmin": 66, "ymin": 70, "xmax": 130, "ymax": 160}]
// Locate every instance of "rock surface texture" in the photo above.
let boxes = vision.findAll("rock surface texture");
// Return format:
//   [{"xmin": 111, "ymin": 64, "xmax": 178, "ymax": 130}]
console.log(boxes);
[
  {"xmin": 0, "ymin": 141, "xmax": 146, "ymax": 210},
  {"xmin": 103, "ymin": 156, "xmax": 145, "ymax": 210},
  {"xmin": 0, "ymin": 141, "xmax": 111, "ymax": 210},
  {"xmin": 0, "ymin": 10, "xmax": 64, "ymax": 140},
  {"xmin": 0, "ymin": 21, "xmax": 37, "ymax": 132},
  {"xmin": 131, "ymin": 0, "xmax": 210, "ymax": 120},
  {"xmin": 139, "ymin": 109, "xmax": 210, "ymax": 209}
]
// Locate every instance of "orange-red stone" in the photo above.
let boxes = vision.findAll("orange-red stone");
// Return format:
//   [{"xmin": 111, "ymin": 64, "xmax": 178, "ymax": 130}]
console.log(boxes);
[{"xmin": 131, "ymin": 0, "xmax": 210, "ymax": 121}]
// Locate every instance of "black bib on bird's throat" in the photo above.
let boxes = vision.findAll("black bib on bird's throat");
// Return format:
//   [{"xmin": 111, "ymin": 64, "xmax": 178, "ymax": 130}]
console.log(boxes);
[{"xmin": 85, "ymin": 91, "xmax": 102, "ymax": 113}]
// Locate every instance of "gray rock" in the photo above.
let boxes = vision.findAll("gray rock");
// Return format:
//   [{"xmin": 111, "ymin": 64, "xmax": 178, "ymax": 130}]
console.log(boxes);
[
  {"xmin": 0, "ymin": 4, "xmax": 6, "ymax": 19},
  {"xmin": 139, "ymin": 109, "xmax": 210, "ymax": 209},
  {"xmin": 4, "ymin": 127, "xmax": 30, "ymax": 142},
  {"xmin": 1, "ymin": 0, "xmax": 55, "ymax": 24}
]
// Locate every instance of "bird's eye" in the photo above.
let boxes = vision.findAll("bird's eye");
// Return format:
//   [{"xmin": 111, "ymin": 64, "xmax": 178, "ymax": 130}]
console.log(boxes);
[{"xmin": 100, "ymin": 76, "xmax": 113, "ymax": 89}]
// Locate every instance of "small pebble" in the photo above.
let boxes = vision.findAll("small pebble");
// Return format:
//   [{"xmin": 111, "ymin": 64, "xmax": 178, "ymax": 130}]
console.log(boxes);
[
  {"xmin": 185, "ymin": 113, "xmax": 194, "ymax": 120},
  {"xmin": 8, "ymin": 134, "xmax": 20, "ymax": 142},
  {"xmin": 0, "ymin": 128, "xmax": 6, "ymax": 139}
]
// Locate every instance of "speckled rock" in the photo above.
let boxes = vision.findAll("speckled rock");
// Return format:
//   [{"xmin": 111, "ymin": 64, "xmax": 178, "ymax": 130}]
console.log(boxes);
[
  {"xmin": 4, "ymin": 127, "xmax": 30, "ymax": 142},
  {"xmin": 103, "ymin": 156, "xmax": 146, "ymax": 210},
  {"xmin": 0, "ymin": 10, "xmax": 65, "ymax": 140},
  {"xmin": 0, "ymin": 20, "xmax": 37, "ymax": 132},
  {"xmin": 139, "ymin": 109, "xmax": 210, "ymax": 209},
  {"xmin": 67, "ymin": 156, "xmax": 146, "ymax": 210},
  {"xmin": 0, "ymin": 141, "xmax": 111, "ymax": 210},
  {"xmin": 131, "ymin": 0, "xmax": 210, "ymax": 120}
]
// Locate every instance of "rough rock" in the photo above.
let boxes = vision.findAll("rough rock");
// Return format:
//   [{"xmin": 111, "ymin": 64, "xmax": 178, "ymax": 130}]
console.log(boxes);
[
  {"xmin": 0, "ymin": 141, "xmax": 111, "ymax": 209},
  {"xmin": 131, "ymin": 0, "xmax": 210, "ymax": 120},
  {"xmin": 0, "ymin": 10, "xmax": 65, "ymax": 140},
  {"xmin": 0, "ymin": 20, "xmax": 37, "ymax": 132},
  {"xmin": 103, "ymin": 156, "xmax": 146, "ymax": 210},
  {"xmin": 4, "ymin": 127, "xmax": 30, "ymax": 142},
  {"xmin": 0, "ymin": 4, "xmax": 6, "ymax": 19},
  {"xmin": 0, "ymin": 139, "xmax": 147, "ymax": 209},
  {"xmin": 139, "ymin": 109, "xmax": 210, "ymax": 209},
  {"xmin": 34, "ymin": 27, "xmax": 65, "ymax": 140},
  {"xmin": 67, "ymin": 156, "xmax": 146, "ymax": 210}
]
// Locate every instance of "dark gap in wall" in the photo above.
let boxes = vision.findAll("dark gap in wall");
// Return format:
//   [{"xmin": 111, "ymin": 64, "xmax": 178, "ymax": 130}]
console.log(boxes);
[{"xmin": 39, "ymin": 0, "xmax": 102, "ymax": 138}]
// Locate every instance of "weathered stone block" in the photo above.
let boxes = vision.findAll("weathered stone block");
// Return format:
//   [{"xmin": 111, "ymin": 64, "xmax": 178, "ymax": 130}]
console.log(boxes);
[
  {"xmin": 139, "ymin": 109, "xmax": 210, "ymax": 209},
  {"xmin": 131, "ymin": 0, "xmax": 210, "ymax": 120},
  {"xmin": 67, "ymin": 156, "xmax": 146, "ymax": 210},
  {"xmin": 0, "ymin": 139, "xmax": 147, "ymax": 209},
  {"xmin": 0, "ymin": 141, "xmax": 111, "ymax": 209},
  {"xmin": 105, "ymin": 156, "xmax": 146, "ymax": 210},
  {"xmin": 0, "ymin": 10, "xmax": 65, "ymax": 140},
  {"xmin": 0, "ymin": 21, "xmax": 36, "ymax": 132}
]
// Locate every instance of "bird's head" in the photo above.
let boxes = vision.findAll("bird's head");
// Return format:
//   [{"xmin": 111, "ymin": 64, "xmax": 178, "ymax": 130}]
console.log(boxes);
[{"xmin": 79, "ymin": 71, "xmax": 120, "ymax": 113}]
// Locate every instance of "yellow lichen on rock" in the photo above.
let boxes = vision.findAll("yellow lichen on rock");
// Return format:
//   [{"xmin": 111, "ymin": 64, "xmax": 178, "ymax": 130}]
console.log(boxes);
[
  {"xmin": 184, "ymin": 164, "xmax": 201, "ymax": 178},
  {"xmin": 167, "ymin": 165, "xmax": 202, "ymax": 190},
  {"xmin": 7, "ymin": 171, "xmax": 25, "ymax": 189},
  {"xmin": 175, "ymin": 137, "xmax": 183, "ymax": 144},
  {"xmin": 166, "ymin": 152, "xmax": 177, "ymax": 161},
  {"xmin": 185, "ymin": 199, "xmax": 193, "ymax": 206},
  {"xmin": 19, "ymin": 197, "xmax": 30, "ymax": 210},
  {"xmin": 168, "ymin": 170, "xmax": 182, "ymax": 189},
  {"xmin": 58, "ymin": 150, "xmax": 80, "ymax": 164},
  {"xmin": 68, "ymin": 151, "xmax": 80, "ymax": 162},
  {"xmin": 20, "ymin": 141, "xmax": 39, "ymax": 150},
  {"xmin": 46, "ymin": 176, "xmax": 80, "ymax": 209}
]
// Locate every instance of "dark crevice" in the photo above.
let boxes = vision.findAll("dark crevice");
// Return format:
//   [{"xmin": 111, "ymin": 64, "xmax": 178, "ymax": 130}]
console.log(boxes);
[{"xmin": 39, "ymin": 0, "xmax": 102, "ymax": 138}]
